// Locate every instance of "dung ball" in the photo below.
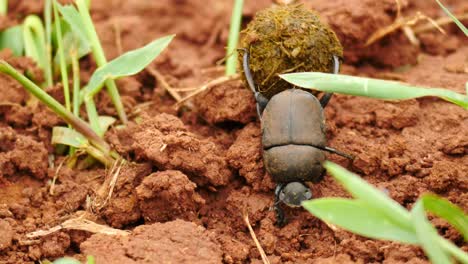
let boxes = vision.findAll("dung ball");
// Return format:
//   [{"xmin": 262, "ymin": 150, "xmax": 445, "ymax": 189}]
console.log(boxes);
[{"xmin": 238, "ymin": 4, "xmax": 343, "ymax": 99}]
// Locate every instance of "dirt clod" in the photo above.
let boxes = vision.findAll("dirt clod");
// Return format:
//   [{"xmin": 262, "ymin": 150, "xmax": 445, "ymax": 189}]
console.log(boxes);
[
  {"xmin": 136, "ymin": 170, "xmax": 205, "ymax": 223},
  {"xmin": 81, "ymin": 220, "xmax": 223, "ymax": 264}
]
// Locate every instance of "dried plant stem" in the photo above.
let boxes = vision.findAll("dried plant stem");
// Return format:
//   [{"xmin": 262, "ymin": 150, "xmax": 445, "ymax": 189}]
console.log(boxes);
[
  {"xmin": 26, "ymin": 216, "xmax": 129, "ymax": 238},
  {"xmin": 243, "ymin": 212, "xmax": 270, "ymax": 264},
  {"xmin": 147, "ymin": 67, "xmax": 182, "ymax": 102},
  {"xmin": 413, "ymin": 13, "xmax": 468, "ymax": 33},
  {"xmin": 176, "ymin": 74, "xmax": 240, "ymax": 106}
]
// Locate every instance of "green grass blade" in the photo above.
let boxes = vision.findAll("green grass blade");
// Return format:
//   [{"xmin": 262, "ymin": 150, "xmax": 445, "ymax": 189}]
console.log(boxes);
[
  {"xmin": 53, "ymin": 0, "xmax": 71, "ymax": 111},
  {"xmin": 44, "ymin": 0, "xmax": 53, "ymax": 87},
  {"xmin": 421, "ymin": 194, "xmax": 468, "ymax": 241},
  {"xmin": 280, "ymin": 72, "xmax": 468, "ymax": 109},
  {"xmin": 225, "ymin": 0, "xmax": 243, "ymax": 76},
  {"xmin": 0, "ymin": 25, "xmax": 24, "ymax": 56},
  {"xmin": 84, "ymin": 95, "xmax": 102, "ymax": 136},
  {"xmin": 411, "ymin": 201, "xmax": 453, "ymax": 264},
  {"xmin": 99, "ymin": 116, "xmax": 116, "ymax": 133},
  {"xmin": 303, "ymin": 198, "xmax": 419, "ymax": 243},
  {"xmin": 323, "ymin": 162, "xmax": 412, "ymax": 230},
  {"xmin": 57, "ymin": 3, "xmax": 89, "ymax": 48},
  {"xmin": 435, "ymin": 0, "xmax": 468, "ymax": 36},
  {"xmin": 22, "ymin": 15, "xmax": 47, "ymax": 71},
  {"xmin": 76, "ymin": 0, "xmax": 127, "ymax": 124},
  {"xmin": 0, "ymin": 0, "xmax": 7, "ymax": 15},
  {"xmin": 71, "ymin": 49, "xmax": 80, "ymax": 117},
  {"xmin": 83, "ymin": 34, "xmax": 174, "ymax": 98},
  {"xmin": 52, "ymin": 126, "xmax": 88, "ymax": 148}
]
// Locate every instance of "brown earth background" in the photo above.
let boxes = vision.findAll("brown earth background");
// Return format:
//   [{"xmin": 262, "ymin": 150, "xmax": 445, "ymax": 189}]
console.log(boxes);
[{"xmin": 0, "ymin": 0, "xmax": 467, "ymax": 263}]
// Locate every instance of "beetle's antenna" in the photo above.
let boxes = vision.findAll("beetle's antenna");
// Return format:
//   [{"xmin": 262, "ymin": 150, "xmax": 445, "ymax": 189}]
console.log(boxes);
[{"xmin": 319, "ymin": 55, "xmax": 340, "ymax": 108}]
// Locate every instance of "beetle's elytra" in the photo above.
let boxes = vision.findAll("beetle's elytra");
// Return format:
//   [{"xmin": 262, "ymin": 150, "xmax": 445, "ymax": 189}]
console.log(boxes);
[{"xmin": 262, "ymin": 89, "xmax": 326, "ymax": 184}]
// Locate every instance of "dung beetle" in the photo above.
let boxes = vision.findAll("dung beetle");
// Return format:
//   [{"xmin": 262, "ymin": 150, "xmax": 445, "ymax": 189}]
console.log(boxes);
[{"xmin": 241, "ymin": 50, "xmax": 352, "ymax": 226}]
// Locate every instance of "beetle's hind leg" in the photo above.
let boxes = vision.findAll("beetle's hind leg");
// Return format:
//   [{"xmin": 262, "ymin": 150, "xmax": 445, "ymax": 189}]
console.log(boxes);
[
  {"xmin": 319, "ymin": 55, "xmax": 341, "ymax": 108},
  {"xmin": 240, "ymin": 49, "xmax": 269, "ymax": 117}
]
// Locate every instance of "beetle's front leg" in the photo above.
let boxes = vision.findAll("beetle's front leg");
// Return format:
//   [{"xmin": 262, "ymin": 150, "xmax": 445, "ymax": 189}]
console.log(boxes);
[
  {"xmin": 274, "ymin": 184, "xmax": 286, "ymax": 226},
  {"xmin": 320, "ymin": 55, "xmax": 341, "ymax": 108},
  {"xmin": 241, "ymin": 49, "xmax": 269, "ymax": 118}
]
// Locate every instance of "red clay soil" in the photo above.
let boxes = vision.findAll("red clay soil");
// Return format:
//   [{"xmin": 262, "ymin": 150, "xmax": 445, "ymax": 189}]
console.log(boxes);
[{"xmin": 0, "ymin": 0, "xmax": 467, "ymax": 263}]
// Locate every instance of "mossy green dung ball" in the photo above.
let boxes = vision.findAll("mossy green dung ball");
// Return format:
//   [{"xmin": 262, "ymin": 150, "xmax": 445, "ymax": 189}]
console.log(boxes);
[{"xmin": 239, "ymin": 4, "xmax": 343, "ymax": 99}]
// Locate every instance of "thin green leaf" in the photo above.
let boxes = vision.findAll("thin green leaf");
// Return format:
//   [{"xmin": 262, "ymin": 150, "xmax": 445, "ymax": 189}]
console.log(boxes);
[
  {"xmin": 98, "ymin": 116, "xmax": 116, "ymax": 133},
  {"xmin": 0, "ymin": 25, "xmax": 23, "ymax": 56},
  {"xmin": 421, "ymin": 194, "xmax": 468, "ymax": 241},
  {"xmin": 434, "ymin": 0, "xmax": 468, "ymax": 36},
  {"xmin": 52, "ymin": 126, "xmax": 88, "ymax": 148},
  {"xmin": 56, "ymin": 3, "xmax": 90, "ymax": 48},
  {"xmin": 76, "ymin": 0, "xmax": 126, "ymax": 124},
  {"xmin": 411, "ymin": 200, "xmax": 452, "ymax": 264},
  {"xmin": 83, "ymin": 34, "xmax": 175, "ymax": 98},
  {"xmin": 44, "ymin": 0, "xmax": 53, "ymax": 87},
  {"xmin": 323, "ymin": 162, "xmax": 413, "ymax": 230},
  {"xmin": 303, "ymin": 198, "xmax": 419, "ymax": 243},
  {"xmin": 55, "ymin": 3, "xmax": 91, "ymax": 69},
  {"xmin": 280, "ymin": 72, "xmax": 468, "ymax": 109},
  {"xmin": 53, "ymin": 0, "xmax": 71, "ymax": 111},
  {"xmin": 225, "ymin": 0, "xmax": 243, "ymax": 76},
  {"xmin": 22, "ymin": 15, "xmax": 47, "ymax": 70}
]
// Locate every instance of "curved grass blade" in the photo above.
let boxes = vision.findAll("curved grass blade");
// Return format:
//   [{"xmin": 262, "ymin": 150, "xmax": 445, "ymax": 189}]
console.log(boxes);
[
  {"xmin": 303, "ymin": 198, "xmax": 419, "ymax": 243},
  {"xmin": 434, "ymin": 0, "xmax": 468, "ymax": 36},
  {"xmin": 280, "ymin": 72, "xmax": 468, "ymax": 109},
  {"xmin": 0, "ymin": 25, "xmax": 23, "ymax": 56},
  {"xmin": 22, "ymin": 15, "xmax": 47, "ymax": 70},
  {"xmin": 411, "ymin": 200, "xmax": 452, "ymax": 264},
  {"xmin": 421, "ymin": 194, "xmax": 468, "ymax": 241},
  {"xmin": 82, "ymin": 34, "xmax": 175, "ymax": 98},
  {"xmin": 322, "ymin": 161, "xmax": 412, "ymax": 230}
]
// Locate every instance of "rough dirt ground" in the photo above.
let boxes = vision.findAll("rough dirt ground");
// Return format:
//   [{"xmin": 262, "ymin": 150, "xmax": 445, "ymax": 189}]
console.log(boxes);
[{"xmin": 0, "ymin": 0, "xmax": 467, "ymax": 263}]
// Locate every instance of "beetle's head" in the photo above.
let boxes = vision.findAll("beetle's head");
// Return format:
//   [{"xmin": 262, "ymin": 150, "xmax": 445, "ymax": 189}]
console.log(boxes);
[{"xmin": 278, "ymin": 182, "xmax": 312, "ymax": 207}]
